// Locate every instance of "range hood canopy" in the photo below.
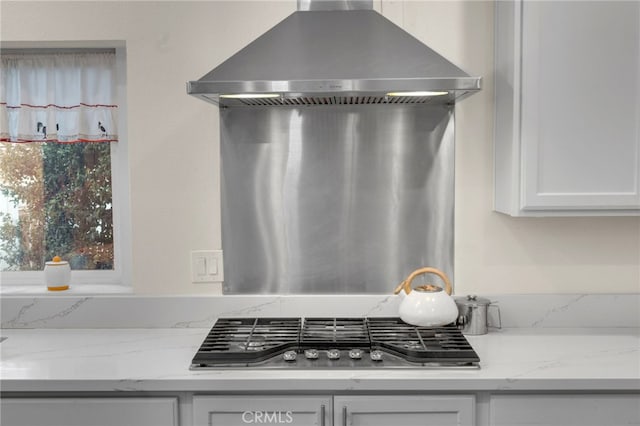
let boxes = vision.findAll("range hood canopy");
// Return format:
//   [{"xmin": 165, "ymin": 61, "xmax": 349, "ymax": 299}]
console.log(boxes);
[{"xmin": 187, "ymin": 2, "xmax": 481, "ymax": 106}]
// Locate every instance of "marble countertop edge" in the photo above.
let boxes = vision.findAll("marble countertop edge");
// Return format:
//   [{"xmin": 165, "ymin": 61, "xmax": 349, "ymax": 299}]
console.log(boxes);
[{"xmin": 2, "ymin": 377, "xmax": 639, "ymax": 393}]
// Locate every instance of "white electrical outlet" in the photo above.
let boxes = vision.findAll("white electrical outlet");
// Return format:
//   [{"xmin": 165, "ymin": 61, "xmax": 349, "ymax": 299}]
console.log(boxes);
[{"xmin": 191, "ymin": 250, "xmax": 224, "ymax": 283}]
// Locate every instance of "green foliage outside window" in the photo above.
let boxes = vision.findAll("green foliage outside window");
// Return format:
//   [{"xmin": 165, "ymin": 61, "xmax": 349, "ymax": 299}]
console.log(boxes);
[{"xmin": 0, "ymin": 142, "xmax": 114, "ymax": 271}]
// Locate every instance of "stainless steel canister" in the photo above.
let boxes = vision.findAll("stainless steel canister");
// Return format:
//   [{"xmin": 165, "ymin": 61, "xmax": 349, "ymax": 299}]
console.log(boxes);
[{"xmin": 454, "ymin": 295, "xmax": 501, "ymax": 335}]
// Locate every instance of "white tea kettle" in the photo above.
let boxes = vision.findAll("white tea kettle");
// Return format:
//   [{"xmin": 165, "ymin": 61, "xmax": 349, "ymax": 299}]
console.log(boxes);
[{"xmin": 393, "ymin": 267, "xmax": 459, "ymax": 327}]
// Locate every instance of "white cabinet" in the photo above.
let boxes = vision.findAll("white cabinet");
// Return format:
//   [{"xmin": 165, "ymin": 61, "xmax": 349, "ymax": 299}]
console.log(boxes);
[
  {"xmin": 192, "ymin": 395, "xmax": 331, "ymax": 426},
  {"xmin": 4, "ymin": 393, "xmax": 640, "ymax": 426},
  {"xmin": 335, "ymin": 395, "xmax": 475, "ymax": 426},
  {"xmin": 494, "ymin": 0, "xmax": 640, "ymax": 216},
  {"xmin": 192, "ymin": 394, "xmax": 474, "ymax": 426},
  {"xmin": 489, "ymin": 394, "xmax": 640, "ymax": 426},
  {"xmin": 0, "ymin": 397, "xmax": 178, "ymax": 426}
]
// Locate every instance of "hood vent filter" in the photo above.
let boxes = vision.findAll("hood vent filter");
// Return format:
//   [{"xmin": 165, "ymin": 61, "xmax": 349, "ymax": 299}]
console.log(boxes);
[{"xmin": 226, "ymin": 95, "xmax": 446, "ymax": 107}]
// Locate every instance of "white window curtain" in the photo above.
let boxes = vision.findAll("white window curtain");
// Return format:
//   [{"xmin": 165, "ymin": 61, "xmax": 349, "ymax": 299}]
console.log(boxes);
[{"xmin": 0, "ymin": 51, "xmax": 118, "ymax": 143}]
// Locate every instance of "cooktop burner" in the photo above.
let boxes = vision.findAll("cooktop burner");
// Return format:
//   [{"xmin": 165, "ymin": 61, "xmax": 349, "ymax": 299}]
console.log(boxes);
[{"xmin": 191, "ymin": 317, "xmax": 480, "ymax": 369}]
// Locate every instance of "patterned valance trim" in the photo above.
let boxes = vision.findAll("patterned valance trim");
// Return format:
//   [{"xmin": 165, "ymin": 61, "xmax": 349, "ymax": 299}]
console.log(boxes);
[
  {"xmin": 1, "ymin": 137, "xmax": 117, "ymax": 143},
  {"xmin": 1, "ymin": 102, "xmax": 118, "ymax": 110}
]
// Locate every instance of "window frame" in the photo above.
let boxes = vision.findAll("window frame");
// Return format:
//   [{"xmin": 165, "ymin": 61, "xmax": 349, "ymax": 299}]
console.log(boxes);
[{"xmin": 0, "ymin": 42, "xmax": 131, "ymax": 289}]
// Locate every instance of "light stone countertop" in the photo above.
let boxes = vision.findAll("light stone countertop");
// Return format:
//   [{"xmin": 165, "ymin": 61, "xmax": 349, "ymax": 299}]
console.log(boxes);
[{"xmin": 1, "ymin": 327, "xmax": 638, "ymax": 393}]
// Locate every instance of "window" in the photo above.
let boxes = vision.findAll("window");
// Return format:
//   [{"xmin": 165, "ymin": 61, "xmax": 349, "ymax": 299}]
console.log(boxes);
[{"xmin": 0, "ymin": 47, "xmax": 130, "ymax": 288}]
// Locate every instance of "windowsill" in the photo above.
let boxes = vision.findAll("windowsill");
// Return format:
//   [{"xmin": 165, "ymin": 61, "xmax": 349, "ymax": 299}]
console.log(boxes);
[{"xmin": 0, "ymin": 284, "xmax": 133, "ymax": 295}]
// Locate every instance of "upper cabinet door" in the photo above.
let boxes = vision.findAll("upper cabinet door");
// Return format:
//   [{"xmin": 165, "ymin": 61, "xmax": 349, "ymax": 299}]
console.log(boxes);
[{"xmin": 494, "ymin": 0, "xmax": 640, "ymax": 216}]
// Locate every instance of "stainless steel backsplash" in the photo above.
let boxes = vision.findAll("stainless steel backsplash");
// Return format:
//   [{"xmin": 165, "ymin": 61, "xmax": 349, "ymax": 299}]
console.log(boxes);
[{"xmin": 220, "ymin": 103, "xmax": 454, "ymax": 294}]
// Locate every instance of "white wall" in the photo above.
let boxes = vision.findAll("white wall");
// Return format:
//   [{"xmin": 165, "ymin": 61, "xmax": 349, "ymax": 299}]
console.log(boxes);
[{"xmin": 2, "ymin": 0, "xmax": 638, "ymax": 295}]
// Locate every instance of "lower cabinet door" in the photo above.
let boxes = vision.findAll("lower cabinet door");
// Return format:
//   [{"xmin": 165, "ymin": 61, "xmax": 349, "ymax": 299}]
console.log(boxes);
[
  {"xmin": 0, "ymin": 397, "xmax": 178, "ymax": 426},
  {"xmin": 193, "ymin": 395, "xmax": 332, "ymax": 426},
  {"xmin": 334, "ymin": 395, "xmax": 475, "ymax": 426},
  {"xmin": 490, "ymin": 394, "xmax": 640, "ymax": 426}
]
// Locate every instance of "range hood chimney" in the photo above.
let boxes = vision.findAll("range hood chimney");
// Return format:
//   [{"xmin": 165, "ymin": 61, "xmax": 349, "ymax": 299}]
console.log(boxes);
[{"xmin": 187, "ymin": 0, "xmax": 481, "ymax": 106}]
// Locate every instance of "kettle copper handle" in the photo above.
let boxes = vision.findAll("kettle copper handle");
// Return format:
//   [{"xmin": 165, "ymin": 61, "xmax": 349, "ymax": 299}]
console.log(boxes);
[
  {"xmin": 394, "ymin": 267, "xmax": 452, "ymax": 295},
  {"xmin": 393, "ymin": 280, "xmax": 407, "ymax": 295}
]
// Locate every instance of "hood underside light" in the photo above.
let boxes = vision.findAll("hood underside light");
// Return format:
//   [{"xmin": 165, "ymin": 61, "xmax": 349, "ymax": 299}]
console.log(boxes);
[
  {"xmin": 386, "ymin": 91, "xmax": 449, "ymax": 97},
  {"xmin": 219, "ymin": 93, "xmax": 280, "ymax": 99}
]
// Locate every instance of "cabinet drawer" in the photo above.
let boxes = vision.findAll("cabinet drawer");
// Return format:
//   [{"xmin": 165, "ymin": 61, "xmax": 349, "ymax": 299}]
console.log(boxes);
[
  {"xmin": 335, "ymin": 395, "xmax": 475, "ymax": 426},
  {"xmin": 0, "ymin": 397, "xmax": 178, "ymax": 426},
  {"xmin": 193, "ymin": 395, "xmax": 331, "ymax": 426},
  {"xmin": 490, "ymin": 394, "xmax": 640, "ymax": 426}
]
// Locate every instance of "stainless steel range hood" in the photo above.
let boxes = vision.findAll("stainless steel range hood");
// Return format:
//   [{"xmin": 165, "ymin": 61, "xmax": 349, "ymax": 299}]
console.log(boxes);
[
  {"xmin": 189, "ymin": 1, "xmax": 480, "ymax": 294},
  {"xmin": 187, "ymin": 3, "xmax": 481, "ymax": 107}
]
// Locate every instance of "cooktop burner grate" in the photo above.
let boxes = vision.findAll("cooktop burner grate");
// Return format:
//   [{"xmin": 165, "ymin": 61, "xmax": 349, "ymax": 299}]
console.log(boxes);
[
  {"xmin": 191, "ymin": 317, "xmax": 479, "ymax": 368},
  {"xmin": 193, "ymin": 317, "xmax": 300, "ymax": 364},
  {"xmin": 366, "ymin": 317, "xmax": 479, "ymax": 364},
  {"xmin": 301, "ymin": 318, "xmax": 370, "ymax": 349}
]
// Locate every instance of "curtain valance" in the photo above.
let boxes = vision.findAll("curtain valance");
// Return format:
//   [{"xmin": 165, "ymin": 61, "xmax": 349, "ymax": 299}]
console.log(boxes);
[{"xmin": 0, "ymin": 52, "xmax": 118, "ymax": 143}]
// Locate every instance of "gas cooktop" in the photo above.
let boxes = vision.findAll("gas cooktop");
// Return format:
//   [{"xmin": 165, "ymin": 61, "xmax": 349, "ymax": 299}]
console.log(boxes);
[{"xmin": 190, "ymin": 317, "xmax": 480, "ymax": 369}]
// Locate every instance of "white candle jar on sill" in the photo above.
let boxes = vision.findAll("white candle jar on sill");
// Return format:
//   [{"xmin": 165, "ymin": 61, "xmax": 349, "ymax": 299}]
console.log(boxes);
[{"xmin": 44, "ymin": 256, "xmax": 71, "ymax": 291}]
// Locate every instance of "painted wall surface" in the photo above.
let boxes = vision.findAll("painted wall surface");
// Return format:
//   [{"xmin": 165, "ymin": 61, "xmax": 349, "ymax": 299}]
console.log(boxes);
[{"xmin": 1, "ymin": 1, "xmax": 638, "ymax": 295}]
